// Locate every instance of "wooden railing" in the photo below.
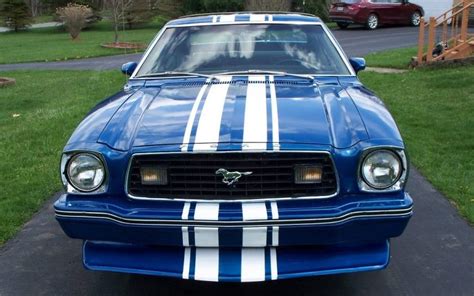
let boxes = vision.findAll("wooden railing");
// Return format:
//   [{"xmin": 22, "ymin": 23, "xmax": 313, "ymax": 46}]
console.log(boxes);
[{"xmin": 416, "ymin": 0, "xmax": 473, "ymax": 65}]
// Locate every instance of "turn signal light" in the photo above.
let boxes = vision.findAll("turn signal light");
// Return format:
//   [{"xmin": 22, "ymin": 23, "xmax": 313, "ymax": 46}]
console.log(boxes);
[
  {"xmin": 140, "ymin": 166, "xmax": 168, "ymax": 185},
  {"xmin": 295, "ymin": 165, "xmax": 322, "ymax": 184}
]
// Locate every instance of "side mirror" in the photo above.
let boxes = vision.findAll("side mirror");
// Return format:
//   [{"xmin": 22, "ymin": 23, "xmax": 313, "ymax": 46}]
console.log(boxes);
[
  {"xmin": 349, "ymin": 57, "xmax": 366, "ymax": 74},
  {"xmin": 121, "ymin": 62, "xmax": 138, "ymax": 76}
]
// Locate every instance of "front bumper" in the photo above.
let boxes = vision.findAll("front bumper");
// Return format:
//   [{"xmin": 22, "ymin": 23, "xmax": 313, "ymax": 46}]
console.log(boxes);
[{"xmin": 55, "ymin": 193, "xmax": 412, "ymax": 281}]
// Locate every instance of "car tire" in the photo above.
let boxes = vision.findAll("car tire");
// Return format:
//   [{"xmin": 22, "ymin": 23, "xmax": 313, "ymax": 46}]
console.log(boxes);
[
  {"xmin": 411, "ymin": 11, "xmax": 421, "ymax": 26},
  {"xmin": 366, "ymin": 14, "xmax": 379, "ymax": 30},
  {"xmin": 337, "ymin": 22, "xmax": 349, "ymax": 29}
]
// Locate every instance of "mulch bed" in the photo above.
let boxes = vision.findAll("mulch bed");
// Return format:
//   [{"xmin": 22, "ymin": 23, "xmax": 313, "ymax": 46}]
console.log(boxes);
[
  {"xmin": 0, "ymin": 77, "xmax": 16, "ymax": 88},
  {"xmin": 100, "ymin": 42, "xmax": 147, "ymax": 50}
]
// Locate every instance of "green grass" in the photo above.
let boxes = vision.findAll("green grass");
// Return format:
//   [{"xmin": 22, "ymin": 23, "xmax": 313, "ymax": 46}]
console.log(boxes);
[
  {"xmin": 360, "ymin": 65, "xmax": 474, "ymax": 223},
  {"xmin": 0, "ymin": 19, "xmax": 166, "ymax": 64},
  {"xmin": 365, "ymin": 46, "xmax": 418, "ymax": 69},
  {"xmin": 0, "ymin": 70, "xmax": 125, "ymax": 244}
]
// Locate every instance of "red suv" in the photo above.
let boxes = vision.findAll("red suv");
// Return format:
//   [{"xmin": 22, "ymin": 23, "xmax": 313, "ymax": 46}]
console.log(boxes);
[{"xmin": 329, "ymin": 0, "xmax": 424, "ymax": 30}]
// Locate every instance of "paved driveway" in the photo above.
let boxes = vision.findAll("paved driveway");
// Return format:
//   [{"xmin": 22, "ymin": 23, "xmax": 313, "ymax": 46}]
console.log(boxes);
[
  {"xmin": 0, "ymin": 26, "xmax": 424, "ymax": 72},
  {"xmin": 1, "ymin": 168, "xmax": 473, "ymax": 296}
]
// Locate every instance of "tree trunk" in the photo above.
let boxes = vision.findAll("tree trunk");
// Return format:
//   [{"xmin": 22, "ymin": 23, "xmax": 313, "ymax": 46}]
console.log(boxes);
[{"xmin": 114, "ymin": 22, "xmax": 119, "ymax": 43}]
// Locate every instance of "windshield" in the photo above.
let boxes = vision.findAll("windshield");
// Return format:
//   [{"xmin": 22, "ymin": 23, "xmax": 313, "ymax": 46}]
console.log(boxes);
[{"xmin": 136, "ymin": 24, "xmax": 351, "ymax": 76}]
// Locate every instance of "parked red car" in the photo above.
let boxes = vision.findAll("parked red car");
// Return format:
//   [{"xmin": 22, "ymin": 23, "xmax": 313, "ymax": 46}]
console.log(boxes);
[{"xmin": 330, "ymin": 0, "xmax": 424, "ymax": 30}]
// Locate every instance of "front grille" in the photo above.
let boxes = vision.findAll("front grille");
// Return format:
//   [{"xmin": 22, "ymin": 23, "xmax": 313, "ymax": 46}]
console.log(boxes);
[{"xmin": 127, "ymin": 152, "xmax": 338, "ymax": 200}]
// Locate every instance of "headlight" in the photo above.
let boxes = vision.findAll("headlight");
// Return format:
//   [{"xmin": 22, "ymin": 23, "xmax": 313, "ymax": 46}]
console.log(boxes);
[
  {"xmin": 66, "ymin": 153, "xmax": 105, "ymax": 192},
  {"xmin": 361, "ymin": 149, "xmax": 402, "ymax": 190}
]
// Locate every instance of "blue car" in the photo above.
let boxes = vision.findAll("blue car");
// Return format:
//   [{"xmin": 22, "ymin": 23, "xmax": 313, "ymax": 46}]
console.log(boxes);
[{"xmin": 55, "ymin": 12, "xmax": 412, "ymax": 282}]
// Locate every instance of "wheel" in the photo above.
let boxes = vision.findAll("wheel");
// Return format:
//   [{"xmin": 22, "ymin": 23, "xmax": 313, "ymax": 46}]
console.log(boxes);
[
  {"xmin": 411, "ymin": 11, "xmax": 421, "ymax": 26},
  {"xmin": 366, "ymin": 14, "xmax": 379, "ymax": 30},
  {"xmin": 337, "ymin": 22, "xmax": 349, "ymax": 29}
]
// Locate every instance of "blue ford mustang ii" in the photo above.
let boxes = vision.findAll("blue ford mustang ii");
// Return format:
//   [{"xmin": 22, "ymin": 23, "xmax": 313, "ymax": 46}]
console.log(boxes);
[{"xmin": 55, "ymin": 12, "xmax": 412, "ymax": 282}]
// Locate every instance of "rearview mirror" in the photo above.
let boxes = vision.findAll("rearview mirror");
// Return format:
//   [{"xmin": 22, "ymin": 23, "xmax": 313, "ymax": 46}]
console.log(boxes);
[
  {"xmin": 349, "ymin": 57, "xmax": 366, "ymax": 74},
  {"xmin": 121, "ymin": 62, "xmax": 138, "ymax": 76}
]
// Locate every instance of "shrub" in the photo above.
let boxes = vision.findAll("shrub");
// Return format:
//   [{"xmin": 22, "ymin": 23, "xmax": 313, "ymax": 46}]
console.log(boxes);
[
  {"xmin": 244, "ymin": 0, "xmax": 292, "ymax": 11},
  {"xmin": 294, "ymin": 0, "xmax": 330, "ymax": 21},
  {"xmin": 0, "ymin": 0, "xmax": 32, "ymax": 32},
  {"xmin": 56, "ymin": 3, "xmax": 93, "ymax": 40},
  {"xmin": 181, "ymin": 0, "xmax": 244, "ymax": 14}
]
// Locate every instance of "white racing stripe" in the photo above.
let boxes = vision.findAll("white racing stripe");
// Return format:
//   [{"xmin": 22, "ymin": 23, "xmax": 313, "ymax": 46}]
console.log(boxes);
[
  {"xmin": 182, "ymin": 203, "xmax": 191, "ymax": 279},
  {"xmin": 270, "ymin": 201, "xmax": 279, "ymax": 246},
  {"xmin": 242, "ymin": 203, "xmax": 268, "ymax": 246},
  {"xmin": 193, "ymin": 203, "xmax": 220, "ymax": 281},
  {"xmin": 194, "ymin": 203, "xmax": 220, "ymax": 220},
  {"xmin": 242, "ymin": 203, "xmax": 268, "ymax": 220},
  {"xmin": 269, "ymin": 76, "xmax": 280, "ymax": 151},
  {"xmin": 219, "ymin": 14, "xmax": 236, "ymax": 23},
  {"xmin": 181, "ymin": 202, "xmax": 191, "ymax": 246},
  {"xmin": 194, "ymin": 203, "xmax": 220, "ymax": 246},
  {"xmin": 193, "ymin": 76, "xmax": 232, "ymax": 151},
  {"xmin": 181, "ymin": 81, "xmax": 210, "ymax": 152},
  {"xmin": 250, "ymin": 14, "xmax": 266, "ymax": 22},
  {"xmin": 241, "ymin": 248, "xmax": 266, "ymax": 282},
  {"xmin": 195, "ymin": 248, "xmax": 219, "ymax": 282},
  {"xmin": 270, "ymin": 248, "xmax": 278, "ymax": 280},
  {"xmin": 243, "ymin": 75, "xmax": 267, "ymax": 150},
  {"xmin": 182, "ymin": 248, "xmax": 191, "ymax": 279}
]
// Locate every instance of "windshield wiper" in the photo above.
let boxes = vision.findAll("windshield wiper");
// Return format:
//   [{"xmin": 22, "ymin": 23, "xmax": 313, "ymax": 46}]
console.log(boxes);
[
  {"xmin": 135, "ymin": 71, "xmax": 218, "ymax": 80},
  {"xmin": 217, "ymin": 70, "xmax": 314, "ymax": 82}
]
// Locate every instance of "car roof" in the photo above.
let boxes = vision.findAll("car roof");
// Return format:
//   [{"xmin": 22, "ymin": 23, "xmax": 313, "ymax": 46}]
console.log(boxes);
[{"xmin": 166, "ymin": 12, "xmax": 322, "ymax": 26}]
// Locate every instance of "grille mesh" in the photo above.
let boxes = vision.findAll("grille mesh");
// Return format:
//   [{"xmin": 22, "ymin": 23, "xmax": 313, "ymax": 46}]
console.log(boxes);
[{"xmin": 127, "ymin": 153, "xmax": 338, "ymax": 200}]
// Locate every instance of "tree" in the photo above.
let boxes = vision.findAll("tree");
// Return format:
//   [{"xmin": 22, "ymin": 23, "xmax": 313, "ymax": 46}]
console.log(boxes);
[
  {"xmin": 106, "ymin": 0, "xmax": 154, "ymax": 42},
  {"xmin": 57, "ymin": 3, "xmax": 93, "ymax": 40},
  {"xmin": 122, "ymin": 0, "xmax": 154, "ymax": 29},
  {"xmin": 0, "ymin": 0, "xmax": 32, "ymax": 32}
]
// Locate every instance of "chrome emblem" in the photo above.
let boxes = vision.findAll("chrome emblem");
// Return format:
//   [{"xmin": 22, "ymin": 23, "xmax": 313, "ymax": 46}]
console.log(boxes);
[{"xmin": 215, "ymin": 168, "xmax": 253, "ymax": 186}]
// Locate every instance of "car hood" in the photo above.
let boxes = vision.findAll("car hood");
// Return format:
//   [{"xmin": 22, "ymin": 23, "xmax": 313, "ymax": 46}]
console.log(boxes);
[{"xmin": 95, "ymin": 76, "xmax": 373, "ymax": 151}]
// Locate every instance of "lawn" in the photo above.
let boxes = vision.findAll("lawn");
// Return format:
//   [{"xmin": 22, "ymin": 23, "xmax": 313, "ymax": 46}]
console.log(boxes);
[
  {"xmin": 0, "ymin": 19, "xmax": 166, "ymax": 64},
  {"xmin": 365, "ymin": 46, "xmax": 418, "ymax": 69},
  {"xmin": 0, "ymin": 70, "xmax": 124, "ymax": 244},
  {"xmin": 360, "ymin": 65, "xmax": 474, "ymax": 223}
]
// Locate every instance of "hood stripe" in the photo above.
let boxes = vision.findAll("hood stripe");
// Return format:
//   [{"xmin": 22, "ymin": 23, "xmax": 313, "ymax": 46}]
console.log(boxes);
[
  {"xmin": 243, "ymin": 75, "xmax": 267, "ymax": 150},
  {"xmin": 269, "ymin": 76, "xmax": 280, "ymax": 151},
  {"xmin": 193, "ymin": 76, "xmax": 232, "ymax": 151},
  {"xmin": 181, "ymin": 80, "xmax": 210, "ymax": 152}
]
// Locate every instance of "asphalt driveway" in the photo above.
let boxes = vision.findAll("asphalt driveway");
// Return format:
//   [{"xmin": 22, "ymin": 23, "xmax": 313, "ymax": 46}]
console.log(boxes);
[
  {"xmin": 1, "ymin": 168, "xmax": 473, "ymax": 296},
  {"xmin": 0, "ymin": 26, "xmax": 424, "ymax": 71}
]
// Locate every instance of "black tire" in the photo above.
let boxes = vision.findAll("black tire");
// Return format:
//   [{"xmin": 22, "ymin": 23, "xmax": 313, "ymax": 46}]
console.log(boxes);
[
  {"xmin": 366, "ymin": 13, "xmax": 379, "ymax": 30},
  {"xmin": 411, "ymin": 11, "xmax": 422, "ymax": 26},
  {"xmin": 337, "ymin": 22, "xmax": 349, "ymax": 29}
]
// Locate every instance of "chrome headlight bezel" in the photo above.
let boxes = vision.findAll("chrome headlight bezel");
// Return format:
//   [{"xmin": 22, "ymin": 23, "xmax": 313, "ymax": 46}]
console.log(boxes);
[
  {"xmin": 60, "ymin": 152, "xmax": 108, "ymax": 194},
  {"xmin": 358, "ymin": 148, "xmax": 408, "ymax": 193}
]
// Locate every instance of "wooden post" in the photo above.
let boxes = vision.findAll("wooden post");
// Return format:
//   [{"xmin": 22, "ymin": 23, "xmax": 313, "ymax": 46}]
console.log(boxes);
[
  {"xmin": 442, "ymin": 20, "xmax": 448, "ymax": 44},
  {"xmin": 417, "ymin": 17, "xmax": 425, "ymax": 64},
  {"xmin": 460, "ymin": 0, "xmax": 469, "ymax": 41},
  {"xmin": 426, "ymin": 17, "xmax": 436, "ymax": 62}
]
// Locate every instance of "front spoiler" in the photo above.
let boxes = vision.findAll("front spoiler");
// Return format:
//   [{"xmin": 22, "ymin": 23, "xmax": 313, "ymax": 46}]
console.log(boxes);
[
  {"xmin": 55, "ymin": 193, "xmax": 413, "ymax": 247},
  {"xmin": 83, "ymin": 240, "xmax": 390, "ymax": 282}
]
